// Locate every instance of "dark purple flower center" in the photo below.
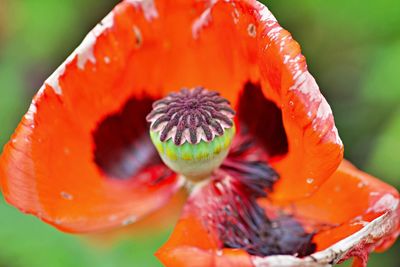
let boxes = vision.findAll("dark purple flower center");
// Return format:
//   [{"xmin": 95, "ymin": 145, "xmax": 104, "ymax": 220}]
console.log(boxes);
[
  {"xmin": 92, "ymin": 82, "xmax": 288, "ymax": 179},
  {"xmin": 91, "ymin": 82, "xmax": 315, "ymax": 258}
]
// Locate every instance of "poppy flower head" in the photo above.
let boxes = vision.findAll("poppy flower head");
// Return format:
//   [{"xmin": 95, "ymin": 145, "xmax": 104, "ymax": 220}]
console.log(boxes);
[
  {"xmin": 145, "ymin": 84, "xmax": 318, "ymax": 257},
  {"xmin": 0, "ymin": 0, "xmax": 398, "ymax": 266}
]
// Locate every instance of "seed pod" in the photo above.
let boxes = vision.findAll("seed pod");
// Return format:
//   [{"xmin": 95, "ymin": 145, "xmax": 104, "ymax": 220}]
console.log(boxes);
[{"xmin": 147, "ymin": 87, "xmax": 236, "ymax": 181}]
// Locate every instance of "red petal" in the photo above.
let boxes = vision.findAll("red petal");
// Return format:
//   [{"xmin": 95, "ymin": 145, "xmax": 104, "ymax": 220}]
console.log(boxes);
[
  {"xmin": 159, "ymin": 160, "xmax": 398, "ymax": 267},
  {"xmin": 1, "ymin": 0, "xmax": 345, "ymax": 227},
  {"xmin": 287, "ymin": 160, "xmax": 399, "ymax": 251},
  {"xmin": 255, "ymin": 160, "xmax": 399, "ymax": 266},
  {"xmin": 161, "ymin": 0, "xmax": 343, "ymax": 200},
  {"xmin": 0, "ymin": 0, "xmax": 369, "ymax": 233},
  {"xmin": 106, "ymin": 0, "xmax": 344, "ymax": 204},
  {"xmin": 251, "ymin": 2, "xmax": 344, "ymax": 200},
  {"xmin": 175, "ymin": 0, "xmax": 345, "ymax": 200},
  {"xmin": 156, "ymin": 184, "xmax": 254, "ymax": 267},
  {"xmin": 157, "ymin": 167, "xmax": 316, "ymax": 266},
  {"xmin": 133, "ymin": 0, "xmax": 345, "ymax": 200},
  {"xmin": 0, "ymin": 1, "xmax": 186, "ymax": 233}
]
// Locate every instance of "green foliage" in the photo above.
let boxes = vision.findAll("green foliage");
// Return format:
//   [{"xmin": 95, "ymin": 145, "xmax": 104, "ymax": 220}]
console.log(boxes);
[
  {"xmin": 11, "ymin": 0, "xmax": 78, "ymax": 61},
  {"xmin": 367, "ymin": 109, "xmax": 400, "ymax": 188},
  {"xmin": 0, "ymin": 197, "xmax": 166, "ymax": 267},
  {"xmin": 0, "ymin": 63, "xmax": 25, "ymax": 146},
  {"xmin": 361, "ymin": 42, "xmax": 400, "ymax": 105}
]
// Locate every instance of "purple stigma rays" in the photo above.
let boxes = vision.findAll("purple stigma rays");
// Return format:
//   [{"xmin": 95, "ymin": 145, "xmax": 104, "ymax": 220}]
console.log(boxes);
[{"xmin": 146, "ymin": 87, "xmax": 235, "ymax": 145}]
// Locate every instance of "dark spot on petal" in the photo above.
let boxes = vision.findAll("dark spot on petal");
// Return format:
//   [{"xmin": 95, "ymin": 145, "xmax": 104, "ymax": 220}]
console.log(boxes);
[
  {"xmin": 237, "ymin": 82, "xmax": 288, "ymax": 157},
  {"xmin": 196, "ymin": 145, "xmax": 315, "ymax": 257},
  {"xmin": 93, "ymin": 95, "xmax": 163, "ymax": 179},
  {"xmin": 266, "ymin": 215, "xmax": 317, "ymax": 257}
]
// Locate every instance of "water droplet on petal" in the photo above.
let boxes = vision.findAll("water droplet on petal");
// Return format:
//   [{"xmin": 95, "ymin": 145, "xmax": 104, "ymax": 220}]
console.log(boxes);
[
  {"xmin": 60, "ymin": 191, "xmax": 74, "ymax": 200},
  {"xmin": 122, "ymin": 215, "xmax": 137, "ymax": 226},
  {"xmin": 306, "ymin": 178, "xmax": 314, "ymax": 184}
]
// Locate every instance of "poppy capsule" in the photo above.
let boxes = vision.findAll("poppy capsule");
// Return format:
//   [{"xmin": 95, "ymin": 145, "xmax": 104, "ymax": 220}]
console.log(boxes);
[{"xmin": 0, "ymin": 0, "xmax": 398, "ymax": 266}]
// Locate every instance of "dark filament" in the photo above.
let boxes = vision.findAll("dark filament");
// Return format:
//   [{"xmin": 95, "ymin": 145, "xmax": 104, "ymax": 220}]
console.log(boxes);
[
  {"xmin": 206, "ymin": 160, "xmax": 316, "ymax": 257},
  {"xmin": 146, "ymin": 87, "xmax": 235, "ymax": 145}
]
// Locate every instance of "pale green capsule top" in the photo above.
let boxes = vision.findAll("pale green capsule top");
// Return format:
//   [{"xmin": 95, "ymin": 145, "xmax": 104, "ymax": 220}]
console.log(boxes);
[{"xmin": 150, "ymin": 125, "xmax": 235, "ymax": 181}]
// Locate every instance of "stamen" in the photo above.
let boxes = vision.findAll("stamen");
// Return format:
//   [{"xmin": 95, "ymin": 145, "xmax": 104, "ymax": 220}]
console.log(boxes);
[{"xmin": 198, "ymin": 165, "xmax": 316, "ymax": 257}]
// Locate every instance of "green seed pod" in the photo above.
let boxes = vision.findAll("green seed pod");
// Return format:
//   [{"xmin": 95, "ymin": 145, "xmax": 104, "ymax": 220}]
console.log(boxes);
[{"xmin": 146, "ymin": 87, "xmax": 235, "ymax": 182}]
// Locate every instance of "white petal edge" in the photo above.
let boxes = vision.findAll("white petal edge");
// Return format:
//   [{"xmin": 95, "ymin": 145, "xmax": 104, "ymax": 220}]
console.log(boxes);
[
  {"xmin": 252, "ymin": 197, "xmax": 399, "ymax": 267},
  {"xmin": 37, "ymin": 0, "xmax": 157, "ymax": 96}
]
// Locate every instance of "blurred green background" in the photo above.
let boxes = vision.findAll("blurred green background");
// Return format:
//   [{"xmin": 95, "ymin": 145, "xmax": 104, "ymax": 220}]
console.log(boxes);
[{"xmin": 0, "ymin": 0, "xmax": 398, "ymax": 266}]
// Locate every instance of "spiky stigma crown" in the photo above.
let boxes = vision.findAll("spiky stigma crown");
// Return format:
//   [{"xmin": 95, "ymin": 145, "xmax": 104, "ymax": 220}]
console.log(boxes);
[{"xmin": 146, "ymin": 87, "xmax": 235, "ymax": 181}]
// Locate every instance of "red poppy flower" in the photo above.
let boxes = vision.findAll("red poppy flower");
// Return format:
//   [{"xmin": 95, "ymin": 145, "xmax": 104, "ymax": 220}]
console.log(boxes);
[{"xmin": 0, "ymin": 0, "xmax": 398, "ymax": 266}]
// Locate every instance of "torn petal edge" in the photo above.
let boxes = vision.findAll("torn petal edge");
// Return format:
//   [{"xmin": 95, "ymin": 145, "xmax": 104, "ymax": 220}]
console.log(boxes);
[
  {"xmin": 39, "ymin": 0, "xmax": 156, "ymax": 96},
  {"xmin": 252, "ymin": 200, "xmax": 399, "ymax": 267}
]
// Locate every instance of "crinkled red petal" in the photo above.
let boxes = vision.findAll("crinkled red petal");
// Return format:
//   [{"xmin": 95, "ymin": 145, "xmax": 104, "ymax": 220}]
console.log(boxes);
[
  {"xmin": 158, "ymin": 160, "xmax": 398, "ymax": 267},
  {"xmin": 0, "ymin": 1, "xmax": 187, "ymax": 233},
  {"xmin": 282, "ymin": 160, "xmax": 399, "ymax": 250},
  {"xmin": 255, "ymin": 160, "xmax": 399, "ymax": 266},
  {"xmin": 156, "ymin": 180, "xmax": 254, "ymax": 267},
  {"xmin": 157, "ymin": 165, "xmax": 316, "ymax": 266},
  {"xmin": 0, "ymin": 0, "xmax": 376, "ymax": 235}
]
